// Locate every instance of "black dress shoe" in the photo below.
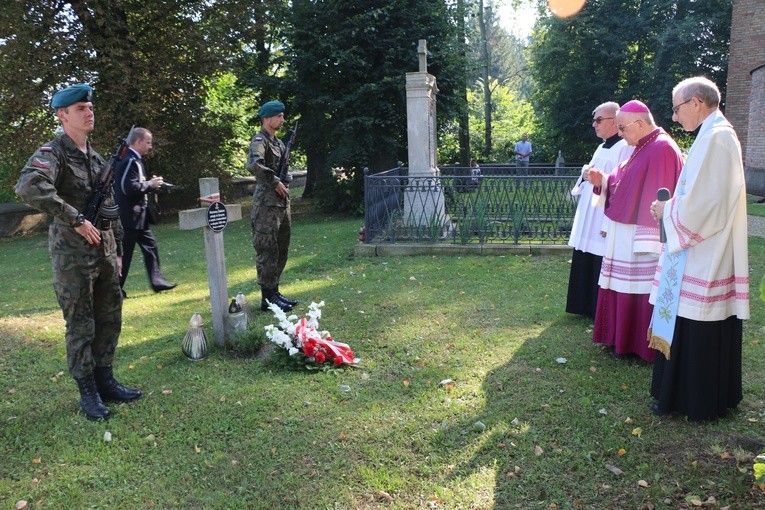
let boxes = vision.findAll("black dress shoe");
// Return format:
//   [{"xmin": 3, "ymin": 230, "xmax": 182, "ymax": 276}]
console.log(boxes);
[
  {"xmin": 261, "ymin": 294, "xmax": 294, "ymax": 312},
  {"xmin": 276, "ymin": 292, "xmax": 298, "ymax": 307},
  {"xmin": 94, "ymin": 366, "xmax": 142, "ymax": 403},
  {"xmin": 651, "ymin": 403, "xmax": 672, "ymax": 416},
  {"xmin": 153, "ymin": 280, "xmax": 177, "ymax": 292},
  {"xmin": 75, "ymin": 375, "xmax": 111, "ymax": 421},
  {"xmin": 121, "ymin": 288, "xmax": 128, "ymax": 298},
  {"xmin": 275, "ymin": 286, "xmax": 298, "ymax": 307}
]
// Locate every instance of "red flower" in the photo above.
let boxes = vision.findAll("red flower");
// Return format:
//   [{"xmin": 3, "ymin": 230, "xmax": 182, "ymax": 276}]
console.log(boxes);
[
  {"xmin": 315, "ymin": 351, "xmax": 326, "ymax": 363},
  {"xmin": 303, "ymin": 338, "xmax": 318, "ymax": 356},
  {"xmin": 334, "ymin": 355, "xmax": 343, "ymax": 367}
]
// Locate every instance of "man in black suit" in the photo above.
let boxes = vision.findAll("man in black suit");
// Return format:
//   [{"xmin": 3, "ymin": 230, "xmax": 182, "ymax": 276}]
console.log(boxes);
[{"xmin": 114, "ymin": 127, "xmax": 176, "ymax": 296}]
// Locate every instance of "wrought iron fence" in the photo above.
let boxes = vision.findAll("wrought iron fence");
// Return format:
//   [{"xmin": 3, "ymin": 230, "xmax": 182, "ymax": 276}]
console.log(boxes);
[{"xmin": 363, "ymin": 166, "xmax": 582, "ymax": 245}]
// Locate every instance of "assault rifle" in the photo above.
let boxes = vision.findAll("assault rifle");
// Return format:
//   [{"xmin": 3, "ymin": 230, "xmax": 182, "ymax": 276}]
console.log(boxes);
[
  {"xmin": 277, "ymin": 121, "xmax": 298, "ymax": 186},
  {"xmin": 83, "ymin": 125, "xmax": 134, "ymax": 224}
]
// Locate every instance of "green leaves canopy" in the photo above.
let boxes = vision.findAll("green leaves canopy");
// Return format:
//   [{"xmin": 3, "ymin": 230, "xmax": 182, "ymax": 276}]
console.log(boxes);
[{"xmin": 528, "ymin": 0, "xmax": 731, "ymax": 162}]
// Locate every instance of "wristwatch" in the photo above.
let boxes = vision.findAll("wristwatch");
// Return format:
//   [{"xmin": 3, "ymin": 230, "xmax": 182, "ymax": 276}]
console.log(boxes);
[{"xmin": 72, "ymin": 213, "xmax": 85, "ymax": 227}]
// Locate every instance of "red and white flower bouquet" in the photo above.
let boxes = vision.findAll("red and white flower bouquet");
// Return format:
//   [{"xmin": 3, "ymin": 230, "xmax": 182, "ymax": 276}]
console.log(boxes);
[{"xmin": 264, "ymin": 300, "xmax": 359, "ymax": 369}]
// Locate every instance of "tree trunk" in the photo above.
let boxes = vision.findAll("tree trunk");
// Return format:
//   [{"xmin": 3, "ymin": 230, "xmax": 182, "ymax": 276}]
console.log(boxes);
[
  {"xmin": 456, "ymin": 0, "xmax": 470, "ymax": 166},
  {"xmin": 478, "ymin": 0, "xmax": 492, "ymax": 158}
]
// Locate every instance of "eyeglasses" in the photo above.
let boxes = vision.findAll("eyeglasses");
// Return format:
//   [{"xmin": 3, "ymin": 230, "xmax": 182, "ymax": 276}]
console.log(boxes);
[
  {"xmin": 592, "ymin": 117, "xmax": 614, "ymax": 125},
  {"xmin": 671, "ymin": 98, "xmax": 693, "ymax": 115},
  {"xmin": 617, "ymin": 120, "xmax": 640, "ymax": 131}
]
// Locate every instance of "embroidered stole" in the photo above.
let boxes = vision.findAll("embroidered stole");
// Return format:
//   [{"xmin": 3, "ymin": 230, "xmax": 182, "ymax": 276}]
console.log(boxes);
[{"xmin": 648, "ymin": 113, "xmax": 725, "ymax": 359}]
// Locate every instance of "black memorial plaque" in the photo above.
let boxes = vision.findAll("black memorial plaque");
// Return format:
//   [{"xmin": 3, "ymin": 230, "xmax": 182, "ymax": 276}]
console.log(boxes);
[{"xmin": 206, "ymin": 202, "xmax": 228, "ymax": 232}]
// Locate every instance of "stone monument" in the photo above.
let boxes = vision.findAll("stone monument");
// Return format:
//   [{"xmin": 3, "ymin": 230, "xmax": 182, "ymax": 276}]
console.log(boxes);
[{"xmin": 403, "ymin": 39, "xmax": 449, "ymax": 236}]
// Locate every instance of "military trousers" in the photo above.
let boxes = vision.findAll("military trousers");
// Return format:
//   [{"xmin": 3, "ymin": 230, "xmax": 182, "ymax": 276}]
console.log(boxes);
[
  {"xmin": 251, "ymin": 203, "xmax": 291, "ymax": 289},
  {"xmin": 51, "ymin": 232, "xmax": 122, "ymax": 379}
]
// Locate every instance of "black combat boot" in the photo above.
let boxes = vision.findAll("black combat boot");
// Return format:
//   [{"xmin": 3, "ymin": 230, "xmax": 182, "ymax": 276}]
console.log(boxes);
[
  {"xmin": 74, "ymin": 374, "xmax": 111, "ymax": 421},
  {"xmin": 261, "ymin": 287, "xmax": 293, "ymax": 312},
  {"xmin": 275, "ymin": 285, "xmax": 298, "ymax": 307},
  {"xmin": 94, "ymin": 366, "xmax": 142, "ymax": 402}
]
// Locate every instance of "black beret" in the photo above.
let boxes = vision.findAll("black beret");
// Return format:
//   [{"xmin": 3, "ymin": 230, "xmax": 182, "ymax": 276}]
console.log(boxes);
[{"xmin": 51, "ymin": 84, "xmax": 93, "ymax": 109}]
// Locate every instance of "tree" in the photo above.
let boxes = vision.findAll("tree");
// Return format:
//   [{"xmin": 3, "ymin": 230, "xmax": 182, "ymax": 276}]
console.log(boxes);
[
  {"xmin": 463, "ymin": 0, "xmax": 532, "ymax": 161},
  {"xmin": 0, "ymin": 0, "xmax": 288, "ymax": 204},
  {"xmin": 528, "ymin": 0, "xmax": 732, "ymax": 163},
  {"xmin": 283, "ymin": 0, "xmax": 463, "ymax": 212}
]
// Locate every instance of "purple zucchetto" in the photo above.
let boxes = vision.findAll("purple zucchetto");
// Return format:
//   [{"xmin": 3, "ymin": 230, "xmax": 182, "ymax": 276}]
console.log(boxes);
[{"xmin": 619, "ymin": 100, "xmax": 650, "ymax": 113}]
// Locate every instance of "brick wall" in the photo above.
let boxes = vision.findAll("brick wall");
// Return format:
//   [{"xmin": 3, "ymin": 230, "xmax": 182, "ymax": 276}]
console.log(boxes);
[
  {"xmin": 726, "ymin": 0, "xmax": 765, "ymax": 160},
  {"xmin": 747, "ymin": 64, "xmax": 765, "ymax": 193}
]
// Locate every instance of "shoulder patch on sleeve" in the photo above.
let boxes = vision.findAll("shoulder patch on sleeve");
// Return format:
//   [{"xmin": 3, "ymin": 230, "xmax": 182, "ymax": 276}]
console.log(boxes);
[
  {"xmin": 254, "ymin": 136, "xmax": 263, "ymax": 141},
  {"xmin": 40, "ymin": 146, "xmax": 53, "ymax": 152},
  {"xmin": 31, "ymin": 157, "xmax": 50, "ymax": 169}
]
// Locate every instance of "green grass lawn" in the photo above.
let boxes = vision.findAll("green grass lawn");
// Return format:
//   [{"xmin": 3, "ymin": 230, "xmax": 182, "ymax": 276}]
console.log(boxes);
[
  {"xmin": 1, "ymin": 198, "xmax": 764, "ymax": 509},
  {"xmin": 748, "ymin": 194, "xmax": 765, "ymax": 218}
]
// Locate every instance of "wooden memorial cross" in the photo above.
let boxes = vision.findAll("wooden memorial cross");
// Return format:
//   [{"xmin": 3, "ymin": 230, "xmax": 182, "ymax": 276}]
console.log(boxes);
[{"xmin": 179, "ymin": 178, "xmax": 243, "ymax": 347}]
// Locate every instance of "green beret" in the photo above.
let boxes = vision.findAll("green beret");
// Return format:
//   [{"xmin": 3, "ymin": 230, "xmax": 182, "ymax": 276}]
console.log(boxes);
[
  {"xmin": 258, "ymin": 100, "xmax": 285, "ymax": 118},
  {"xmin": 51, "ymin": 83, "xmax": 93, "ymax": 109}
]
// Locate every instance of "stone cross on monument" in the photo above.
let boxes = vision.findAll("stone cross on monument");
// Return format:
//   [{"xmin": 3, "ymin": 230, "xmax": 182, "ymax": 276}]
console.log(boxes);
[
  {"xmin": 418, "ymin": 39, "xmax": 428, "ymax": 72},
  {"xmin": 178, "ymin": 178, "xmax": 242, "ymax": 347},
  {"xmin": 404, "ymin": 39, "xmax": 448, "ymax": 235}
]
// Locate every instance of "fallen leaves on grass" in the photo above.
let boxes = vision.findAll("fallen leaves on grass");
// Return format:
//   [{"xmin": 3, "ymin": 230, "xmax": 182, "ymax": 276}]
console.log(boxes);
[
  {"xmin": 605, "ymin": 464, "xmax": 623, "ymax": 476},
  {"xmin": 632, "ymin": 427, "xmax": 643, "ymax": 438},
  {"xmin": 505, "ymin": 465, "xmax": 521, "ymax": 478},
  {"xmin": 534, "ymin": 445, "xmax": 543, "ymax": 456},
  {"xmin": 439, "ymin": 379, "xmax": 455, "ymax": 391}
]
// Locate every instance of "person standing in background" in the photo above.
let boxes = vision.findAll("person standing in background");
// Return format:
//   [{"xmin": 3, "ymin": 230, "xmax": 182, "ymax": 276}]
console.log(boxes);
[
  {"xmin": 514, "ymin": 133, "xmax": 532, "ymax": 172},
  {"xmin": 470, "ymin": 159, "xmax": 481, "ymax": 187},
  {"xmin": 586, "ymin": 100, "xmax": 683, "ymax": 362},
  {"xmin": 15, "ymin": 84, "xmax": 141, "ymax": 421},
  {"xmin": 566, "ymin": 102, "xmax": 628, "ymax": 320},
  {"xmin": 648, "ymin": 77, "xmax": 749, "ymax": 420},
  {"xmin": 114, "ymin": 127, "xmax": 176, "ymax": 296}
]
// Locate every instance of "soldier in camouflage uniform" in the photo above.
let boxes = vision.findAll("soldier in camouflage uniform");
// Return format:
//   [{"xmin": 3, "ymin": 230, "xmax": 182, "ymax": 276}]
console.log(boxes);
[
  {"xmin": 15, "ymin": 84, "xmax": 141, "ymax": 421},
  {"xmin": 246, "ymin": 100, "xmax": 298, "ymax": 312}
]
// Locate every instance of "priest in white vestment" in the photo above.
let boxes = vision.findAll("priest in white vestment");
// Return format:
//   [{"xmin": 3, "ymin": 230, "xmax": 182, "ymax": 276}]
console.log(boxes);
[
  {"xmin": 648, "ymin": 76, "xmax": 749, "ymax": 420},
  {"xmin": 566, "ymin": 101, "xmax": 629, "ymax": 320}
]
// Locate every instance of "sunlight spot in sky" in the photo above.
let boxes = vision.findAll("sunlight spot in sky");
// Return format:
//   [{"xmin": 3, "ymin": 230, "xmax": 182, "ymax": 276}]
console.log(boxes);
[{"xmin": 496, "ymin": 1, "xmax": 538, "ymax": 40}]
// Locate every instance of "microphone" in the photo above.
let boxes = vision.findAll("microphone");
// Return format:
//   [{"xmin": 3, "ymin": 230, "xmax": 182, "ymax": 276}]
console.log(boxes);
[{"xmin": 657, "ymin": 187, "xmax": 670, "ymax": 243}]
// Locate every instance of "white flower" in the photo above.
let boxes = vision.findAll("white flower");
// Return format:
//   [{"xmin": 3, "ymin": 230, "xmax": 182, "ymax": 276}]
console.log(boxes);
[
  {"xmin": 306, "ymin": 301, "xmax": 325, "ymax": 326},
  {"xmin": 288, "ymin": 347, "xmax": 299, "ymax": 356},
  {"xmin": 265, "ymin": 326, "xmax": 294, "ymax": 350}
]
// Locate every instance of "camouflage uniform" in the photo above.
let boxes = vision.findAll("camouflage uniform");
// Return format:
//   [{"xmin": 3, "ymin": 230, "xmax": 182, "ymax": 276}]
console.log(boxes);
[
  {"xmin": 16, "ymin": 134, "xmax": 124, "ymax": 379},
  {"xmin": 246, "ymin": 127, "xmax": 291, "ymax": 289}
]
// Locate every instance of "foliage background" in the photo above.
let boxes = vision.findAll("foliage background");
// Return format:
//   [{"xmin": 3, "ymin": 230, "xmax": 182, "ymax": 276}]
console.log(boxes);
[{"xmin": 0, "ymin": 0, "xmax": 734, "ymax": 209}]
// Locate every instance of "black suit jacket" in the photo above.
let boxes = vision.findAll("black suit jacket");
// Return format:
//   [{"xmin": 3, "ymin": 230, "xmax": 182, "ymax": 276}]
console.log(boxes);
[{"xmin": 114, "ymin": 148, "xmax": 156, "ymax": 229}]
